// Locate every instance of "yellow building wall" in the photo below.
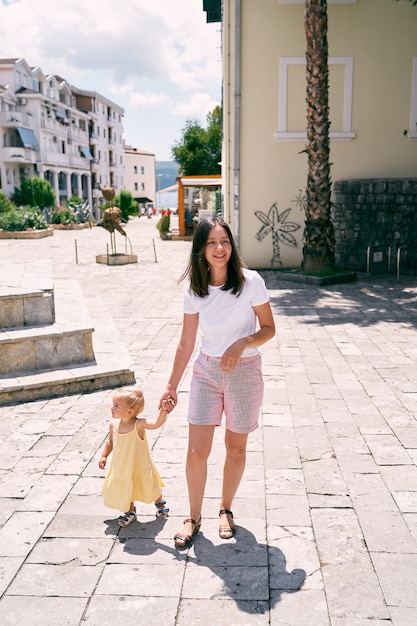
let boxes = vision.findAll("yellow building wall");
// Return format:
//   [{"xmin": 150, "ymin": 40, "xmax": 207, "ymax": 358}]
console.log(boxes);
[{"xmin": 223, "ymin": 0, "xmax": 417, "ymax": 269}]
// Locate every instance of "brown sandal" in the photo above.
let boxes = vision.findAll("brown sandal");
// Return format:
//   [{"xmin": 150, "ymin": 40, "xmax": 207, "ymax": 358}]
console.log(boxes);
[
  {"xmin": 219, "ymin": 509, "xmax": 236, "ymax": 539},
  {"xmin": 174, "ymin": 517, "xmax": 201, "ymax": 548}
]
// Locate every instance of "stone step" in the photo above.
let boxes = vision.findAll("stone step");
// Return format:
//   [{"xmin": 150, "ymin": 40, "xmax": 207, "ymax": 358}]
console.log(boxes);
[
  {"xmin": 0, "ymin": 260, "xmax": 55, "ymax": 328},
  {"xmin": 0, "ymin": 280, "xmax": 94, "ymax": 374},
  {"xmin": 0, "ymin": 290, "xmax": 55, "ymax": 328},
  {"xmin": 0, "ymin": 290, "xmax": 136, "ymax": 406}
]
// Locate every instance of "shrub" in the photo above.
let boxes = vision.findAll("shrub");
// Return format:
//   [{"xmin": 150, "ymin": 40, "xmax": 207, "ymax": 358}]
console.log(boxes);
[
  {"xmin": 51, "ymin": 207, "xmax": 79, "ymax": 225},
  {"xmin": 68, "ymin": 199, "xmax": 94, "ymax": 224},
  {"xmin": 11, "ymin": 176, "xmax": 55, "ymax": 209},
  {"xmin": 114, "ymin": 189, "xmax": 137, "ymax": 220},
  {"xmin": 0, "ymin": 189, "xmax": 16, "ymax": 213},
  {"xmin": 156, "ymin": 215, "xmax": 170, "ymax": 233},
  {"xmin": 0, "ymin": 206, "xmax": 48, "ymax": 231}
]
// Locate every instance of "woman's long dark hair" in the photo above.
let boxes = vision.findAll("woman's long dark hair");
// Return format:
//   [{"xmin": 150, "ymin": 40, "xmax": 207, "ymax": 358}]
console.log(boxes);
[{"xmin": 179, "ymin": 216, "xmax": 245, "ymax": 297}]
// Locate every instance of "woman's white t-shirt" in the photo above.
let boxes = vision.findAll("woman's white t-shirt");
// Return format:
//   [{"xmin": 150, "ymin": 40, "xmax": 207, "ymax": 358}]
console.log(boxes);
[{"xmin": 183, "ymin": 268, "xmax": 269, "ymax": 357}]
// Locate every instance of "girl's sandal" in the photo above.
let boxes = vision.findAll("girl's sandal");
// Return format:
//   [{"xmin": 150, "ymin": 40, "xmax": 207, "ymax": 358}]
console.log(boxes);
[
  {"xmin": 174, "ymin": 517, "xmax": 201, "ymax": 549},
  {"xmin": 219, "ymin": 509, "xmax": 236, "ymax": 539},
  {"xmin": 118, "ymin": 509, "xmax": 137, "ymax": 527},
  {"xmin": 155, "ymin": 499, "xmax": 169, "ymax": 518}
]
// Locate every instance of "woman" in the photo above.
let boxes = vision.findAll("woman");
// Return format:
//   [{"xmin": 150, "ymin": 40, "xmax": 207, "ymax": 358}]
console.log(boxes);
[{"xmin": 159, "ymin": 216, "xmax": 275, "ymax": 548}]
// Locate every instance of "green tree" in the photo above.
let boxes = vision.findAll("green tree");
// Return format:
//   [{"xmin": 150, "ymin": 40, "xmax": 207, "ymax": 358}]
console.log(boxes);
[
  {"xmin": 12, "ymin": 176, "xmax": 55, "ymax": 210},
  {"xmin": 171, "ymin": 105, "xmax": 222, "ymax": 176}
]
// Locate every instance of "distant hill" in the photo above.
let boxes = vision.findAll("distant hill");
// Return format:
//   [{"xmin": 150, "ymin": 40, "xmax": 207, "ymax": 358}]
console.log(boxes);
[{"xmin": 156, "ymin": 161, "xmax": 179, "ymax": 189}]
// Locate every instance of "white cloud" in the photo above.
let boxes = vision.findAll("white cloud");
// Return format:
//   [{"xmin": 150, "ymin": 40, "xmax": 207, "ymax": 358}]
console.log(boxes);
[
  {"xmin": 128, "ymin": 91, "xmax": 172, "ymax": 109},
  {"xmin": 173, "ymin": 92, "xmax": 220, "ymax": 120},
  {"xmin": 0, "ymin": 0, "xmax": 222, "ymax": 159}
]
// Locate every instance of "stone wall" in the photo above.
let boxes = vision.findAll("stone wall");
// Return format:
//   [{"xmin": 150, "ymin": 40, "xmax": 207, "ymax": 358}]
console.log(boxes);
[{"xmin": 332, "ymin": 178, "xmax": 417, "ymax": 273}]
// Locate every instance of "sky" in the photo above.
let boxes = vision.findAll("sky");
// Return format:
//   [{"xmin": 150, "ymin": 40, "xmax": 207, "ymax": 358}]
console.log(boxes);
[{"xmin": 0, "ymin": 0, "xmax": 222, "ymax": 161}]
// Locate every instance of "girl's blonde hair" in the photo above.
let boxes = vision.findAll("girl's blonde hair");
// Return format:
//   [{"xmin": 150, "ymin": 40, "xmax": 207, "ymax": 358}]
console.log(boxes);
[{"xmin": 114, "ymin": 387, "xmax": 144, "ymax": 416}]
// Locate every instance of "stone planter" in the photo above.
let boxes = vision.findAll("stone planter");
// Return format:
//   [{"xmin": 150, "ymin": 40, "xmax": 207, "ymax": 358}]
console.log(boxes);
[
  {"xmin": 96, "ymin": 253, "xmax": 138, "ymax": 266},
  {"xmin": 275, "ymin": 269, "xmax": 357, "ymax": 286},
  {"xmin": 0, "ymin": 228, "xmax": 54, "ymax": 239},
  {"xmin": 52, "ymin": 223, "xmax": 90, "ymax": 230}
]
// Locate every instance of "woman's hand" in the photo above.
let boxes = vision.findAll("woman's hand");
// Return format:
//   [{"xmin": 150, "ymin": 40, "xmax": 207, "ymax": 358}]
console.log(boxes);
[
  {"xmin": 161, "ymin": 397, "xmax": 175, "ymax": 413},
  {"xmin": 158, "ymin": 388, "xmax": 178, "ymax": 410},
  {"xmin": 220, "ymin": 338, "xmax": 246, "ymax": 372}
]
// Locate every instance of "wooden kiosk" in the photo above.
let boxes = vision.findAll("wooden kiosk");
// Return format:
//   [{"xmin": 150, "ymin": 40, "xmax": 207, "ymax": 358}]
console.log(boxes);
[{"xmin": 177, "ymin": 175, "xmax": 222, "ymax": 238}]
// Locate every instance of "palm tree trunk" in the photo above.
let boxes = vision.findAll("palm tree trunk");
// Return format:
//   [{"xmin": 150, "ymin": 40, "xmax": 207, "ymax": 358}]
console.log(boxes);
[{"xmin": 302, "ymin": 0, "xmax": 335, "ymax": 271}]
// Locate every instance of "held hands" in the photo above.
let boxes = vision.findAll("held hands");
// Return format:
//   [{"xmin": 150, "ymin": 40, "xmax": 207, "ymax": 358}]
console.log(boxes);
[
  {"xmin": 159, "ymin": 389, "xmax": 177, "ymax": 411},
  {"xmin": 161, "ymin": 397, "xmax": 175, "ymax": 413},
  {"xmin": 220, "ymin": 338, "xmax": 247, "ymax": 372}
]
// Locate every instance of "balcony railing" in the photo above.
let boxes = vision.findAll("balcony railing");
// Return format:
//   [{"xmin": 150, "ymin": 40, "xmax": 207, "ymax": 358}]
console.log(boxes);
[
  {"xmin": 0, "ymin": 147, "xmax": 37, "ymax": 163},
  {"xmin": 0, "ymin": 111, "xmax": 33, "ymax": 127}
]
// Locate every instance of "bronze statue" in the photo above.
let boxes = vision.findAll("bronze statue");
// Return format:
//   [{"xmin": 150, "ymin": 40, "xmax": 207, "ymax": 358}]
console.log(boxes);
[{"xmin": 96, "ymin": 186, "xmax": 128, "ymax": 254}]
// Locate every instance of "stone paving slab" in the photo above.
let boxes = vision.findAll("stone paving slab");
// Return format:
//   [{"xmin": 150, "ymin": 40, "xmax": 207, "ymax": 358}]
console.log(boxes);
[{"xmin": 0, "ymin": 217, "xmax": 417, "ymax": 625}]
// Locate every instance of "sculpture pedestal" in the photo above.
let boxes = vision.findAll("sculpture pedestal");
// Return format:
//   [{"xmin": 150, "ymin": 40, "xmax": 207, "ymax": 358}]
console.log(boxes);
[{"xmin": 96, "ymin": 253, "xmax": 138, "ymax": 266}]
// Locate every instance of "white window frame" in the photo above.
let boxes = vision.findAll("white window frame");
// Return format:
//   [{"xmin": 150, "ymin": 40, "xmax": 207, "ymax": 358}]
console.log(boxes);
[
  {"xmin": 409, "ymin": 57, "xmax": 417, "ymax": 140},
  {"xmin": 276, "ymin": 56, "xmax": 355, "ymax": 142}
]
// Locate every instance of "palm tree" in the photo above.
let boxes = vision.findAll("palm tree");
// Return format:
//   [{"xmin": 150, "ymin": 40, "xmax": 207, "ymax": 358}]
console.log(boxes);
[
  {"xmin": 302, "ymin": 0, "xmax": 415, "ymax": 273},
  {"xmin": 302, "ymin": 0, "xmax": 334, "ymax": 272}
]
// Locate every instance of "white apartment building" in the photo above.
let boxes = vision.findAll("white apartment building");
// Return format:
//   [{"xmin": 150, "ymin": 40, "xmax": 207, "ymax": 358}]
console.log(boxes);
[
  {"xmin": 123, "ymin": 145, "xmax": 156, "ymax": 210},
  {"xmin": 0, "ymin": 57, "xmax": 124, "ymax": 215},
  {"xmin": 71, "ymin": 85, "xmax": 124, "ymax": 211}
]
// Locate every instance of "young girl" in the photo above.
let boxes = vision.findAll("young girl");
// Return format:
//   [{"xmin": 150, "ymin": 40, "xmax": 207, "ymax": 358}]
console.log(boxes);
[
  {"xmin": 99, "ymin": 386, "xmax": 173, "ymax": 527},
  {"xmin": 159, "ymin": 216, "xmax": 275, "ymax": 548}
]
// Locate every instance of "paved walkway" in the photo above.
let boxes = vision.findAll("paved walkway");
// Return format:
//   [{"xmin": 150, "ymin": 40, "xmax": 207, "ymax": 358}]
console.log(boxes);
[{"xmin": 0, "ymin": 216, "xmax": 417, "ymax": 625}]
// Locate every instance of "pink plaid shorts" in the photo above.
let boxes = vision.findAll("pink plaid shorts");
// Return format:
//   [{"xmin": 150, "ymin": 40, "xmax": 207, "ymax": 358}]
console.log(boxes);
[{"xmin": 188, "ymin": 352, "xmax": 264, "ymax": 434}]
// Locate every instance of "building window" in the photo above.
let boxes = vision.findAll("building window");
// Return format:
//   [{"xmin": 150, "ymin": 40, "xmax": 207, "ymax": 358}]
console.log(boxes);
[
  {"xmin": 141, "ymin": 183, "xmax": 145, "ymax": 191},
  {"xmin": 141, "ymin": 166, "xmax": 144, "ymax": 175},
  {"xmin": 134, "ymin": 166, "xmax": 138, "ymax": 174},
  {"xmin": 276, "ymin": 56, "xmax": 355, "ymax": 141},
  {"xmin": 134, "ymin": 182, "xmax": 138, "ymax": 191}
]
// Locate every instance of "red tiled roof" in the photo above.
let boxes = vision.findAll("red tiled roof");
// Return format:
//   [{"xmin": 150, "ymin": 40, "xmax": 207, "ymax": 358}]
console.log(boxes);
[{"xmin": 124, "ymin": 147, "xmax": 155, "ymax": 156}]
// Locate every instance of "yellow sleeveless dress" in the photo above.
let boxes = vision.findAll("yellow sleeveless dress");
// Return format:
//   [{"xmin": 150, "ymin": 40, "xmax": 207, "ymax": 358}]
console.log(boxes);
[{"xmin": 102, "ymin": 420, "xmax": 164, "ymax": 511}]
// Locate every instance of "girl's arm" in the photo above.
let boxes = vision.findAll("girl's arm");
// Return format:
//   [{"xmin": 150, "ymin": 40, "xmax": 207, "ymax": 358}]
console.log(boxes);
[
  {"xmin": 137, "ymin": 399, "xmax": 173, "ymax": 437},
  {"xmin": 98, "ymin": 422, "xmax": 114, "ymax": 469},
  {"xmin": 158, "ymin": 313, "xmax": 199, "ymax": 408},
  {"xmin": 220, "ymin": 301, "xmax": 276, "ymax": 372},
  {"xmin": 143, "ymin": 404, "xmax": 170, "ymax": 431}
]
